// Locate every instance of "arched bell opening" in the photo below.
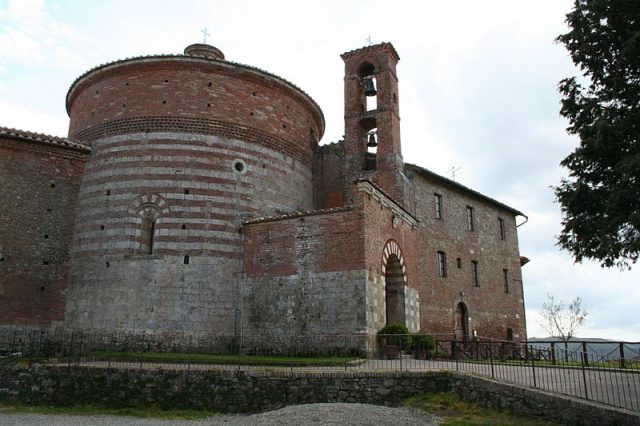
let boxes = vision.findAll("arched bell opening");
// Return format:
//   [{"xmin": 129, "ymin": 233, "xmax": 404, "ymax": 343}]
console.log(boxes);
[
  {"xmin": 385, "ymin": 254, "xmax": 406, "ymax": 326},
  {"xmin": 360, "ymin": 117, "xmax": 377, "ymax": 171},
  {"xmin": 358, "ymin": 62, "xmax": 377, "ymax": 112}
]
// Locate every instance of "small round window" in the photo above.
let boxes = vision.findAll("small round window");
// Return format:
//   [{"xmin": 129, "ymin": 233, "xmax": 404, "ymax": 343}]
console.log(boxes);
[{"xmin": 232, "ymin": 159, "xmax": 247, "ymax": 174}]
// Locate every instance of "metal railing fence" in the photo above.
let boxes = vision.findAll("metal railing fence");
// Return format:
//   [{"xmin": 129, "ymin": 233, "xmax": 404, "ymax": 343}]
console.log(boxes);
[{"xmin": 1, "ymin": 327, "xmax": 638, "ymax": 412}]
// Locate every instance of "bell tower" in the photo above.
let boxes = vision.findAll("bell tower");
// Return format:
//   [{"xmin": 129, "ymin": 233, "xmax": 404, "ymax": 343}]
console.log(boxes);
[{"xmin": 341, "ymin": 42, "xmax": 407, "ymax": 207}]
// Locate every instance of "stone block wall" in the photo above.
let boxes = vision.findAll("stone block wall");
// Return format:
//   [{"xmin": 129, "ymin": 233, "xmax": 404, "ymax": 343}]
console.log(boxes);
[
  {"xmin": 66, "ymin": 255, "xmax": 241, "ymax": 333},
  {"xmin": 243, "ymin": 208, "xmax": 368, "ymax": 341},
  {"xmin": 1, "ymin": 366, "xmax": 637, "ymax": 425}
]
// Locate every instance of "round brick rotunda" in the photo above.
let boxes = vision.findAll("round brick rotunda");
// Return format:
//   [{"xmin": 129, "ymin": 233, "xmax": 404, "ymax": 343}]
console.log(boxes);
[{"xmin": 65, "ymin": 43, "xmax": 325, "ymax": 335}]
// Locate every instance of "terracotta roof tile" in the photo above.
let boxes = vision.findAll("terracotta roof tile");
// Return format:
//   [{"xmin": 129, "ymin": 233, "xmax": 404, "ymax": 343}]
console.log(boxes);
[
  {"xmin": 0, "ymin": 126, "xmax": 90, "ymax": 153},
  {"xmin": 244, "ymin": 206, "xmax": 352, "ymax": 225},
  {"xmin": 340, "ymin": 42, "xmax": 400, "ymax": 62}
]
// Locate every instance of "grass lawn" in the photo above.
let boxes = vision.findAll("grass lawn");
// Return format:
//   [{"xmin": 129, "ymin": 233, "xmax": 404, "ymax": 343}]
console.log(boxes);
[
  {"xmin": 2, "ymin": 393, "xmax": 564, "ymax": 423},
  {"xmin": 404, "ymin": 392, "xmax": 562, "ymax": 426},
  {"xmin": 0, "ymin": 404, "xmax": 213, "ymax": 419},
  {"xmin": 86, "ymin": 351, "xmax": 359, "ymax": 366}
]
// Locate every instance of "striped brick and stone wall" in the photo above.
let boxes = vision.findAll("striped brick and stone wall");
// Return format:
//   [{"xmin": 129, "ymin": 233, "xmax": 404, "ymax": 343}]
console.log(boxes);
[{"xmin": 64, "ymin": 44, "xmax": 325, "ymax": 335}]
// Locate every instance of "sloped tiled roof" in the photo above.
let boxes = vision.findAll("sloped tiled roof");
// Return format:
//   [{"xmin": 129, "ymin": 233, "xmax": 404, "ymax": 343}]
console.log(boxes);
[
  {"xmin": 340, "ymin": 42, "xmax": 400, "ymax": 62},
  {"xmin": 0, "ymin": 126, "xmax": 90, "ymax": 153},
  {"xmin": 405, "ymin": 163, "xmax": 524, "ymax": 216},
  {"xmin": 244, "ymin": 206, "xmax": 352, "ymax": 225}
]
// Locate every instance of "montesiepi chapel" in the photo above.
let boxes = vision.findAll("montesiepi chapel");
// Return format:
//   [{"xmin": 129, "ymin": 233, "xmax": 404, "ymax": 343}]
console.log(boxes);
[{"xmin": 0, "ymin": 41, "xmax": 528, "ymax": 350}]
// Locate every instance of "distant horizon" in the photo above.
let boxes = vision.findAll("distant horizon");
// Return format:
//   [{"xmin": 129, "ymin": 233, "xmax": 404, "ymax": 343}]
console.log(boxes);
[{"xmin": 0, "ymin": 0, "xmax": 638, "ymax": 340}]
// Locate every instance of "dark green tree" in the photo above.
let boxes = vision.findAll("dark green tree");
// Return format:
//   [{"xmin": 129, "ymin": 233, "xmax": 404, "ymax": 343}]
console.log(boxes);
[{"xmin": 555, "ymin": 0, "xmax": 640, "ymax": 268}]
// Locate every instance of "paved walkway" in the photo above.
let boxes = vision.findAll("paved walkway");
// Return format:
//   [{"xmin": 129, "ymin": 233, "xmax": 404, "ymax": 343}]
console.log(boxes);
[{"xmin": 359, "ymin": 358, "xmax": 640, "ymax": 412}]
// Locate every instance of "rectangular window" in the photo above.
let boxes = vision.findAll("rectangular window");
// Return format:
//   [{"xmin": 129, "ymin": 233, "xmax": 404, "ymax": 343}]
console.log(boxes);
[
  {"xmin": 437, "ymin": 251, "xmax": 447, "ymax": 278},
  {"xmin": 467, "ymin": 206, "xmax": 475, "ymax": 231},
  {"xmin": 434, "ymin": 193, "xmax": 443, "ymax": 219},
  {"xmin": 498, "ymin": 218, "xmax": 505, "ymax": 240},
  {"xmin": 503, "ymin": 269, "xmax": 510, "ymax": 293},
  {"xmin": 471, "ymin": 261, "xmax": 479, "ymax": 287}
]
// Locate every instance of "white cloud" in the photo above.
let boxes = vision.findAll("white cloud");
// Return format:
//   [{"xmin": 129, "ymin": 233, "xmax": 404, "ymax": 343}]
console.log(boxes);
[
  {"xmin": 0, "ymin": 0, "xmax": 638, "ymax": 342},
  {"xmin": 0, "ymin": 100, "xmax": 68, "ymax": 136}
]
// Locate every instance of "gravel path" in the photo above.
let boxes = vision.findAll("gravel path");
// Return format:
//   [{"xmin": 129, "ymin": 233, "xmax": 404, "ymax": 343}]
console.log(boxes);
[{"xmin": 0, "ymin": 403, "xmax": 441, "ymax": 425}]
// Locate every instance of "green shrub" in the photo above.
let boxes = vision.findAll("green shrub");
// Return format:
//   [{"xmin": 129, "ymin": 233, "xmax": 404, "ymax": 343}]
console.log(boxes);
[
  {"xmin": 411, "ymin": 333, "xmax": 436, "ymax": 353},
  {"xmin": 377, "ymin": 324, "xmax": 412, "ymax": 349}
]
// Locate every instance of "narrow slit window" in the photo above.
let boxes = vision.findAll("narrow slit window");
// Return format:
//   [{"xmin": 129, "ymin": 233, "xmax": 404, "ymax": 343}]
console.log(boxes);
[
  {"xmin": 467, "ymin": 206, "xmax": 475, "ymax": 231},
  {"xmin": 140, "ymin": 212, "xmax": 157, "ymax": 255},
  {"xmin": 437, "ymin": 251, "xmax": 447, "ymax": 278},
  {"xmin": 503, "ymin": 269, "xmax": 510, "ymax": 293},
  {"xmin": 471, "ymin": 261, "xmax": 479, "ymax": 287},
  {"xmin": 499, "ymin": 218, "xmax": 505, "ymax": 240},
  {"xmin": 435, "ymin": 193, "xmax": 443, "ymax": 219}
]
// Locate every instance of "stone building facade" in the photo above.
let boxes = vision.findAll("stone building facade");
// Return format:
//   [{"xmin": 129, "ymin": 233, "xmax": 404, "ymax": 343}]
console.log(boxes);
[{"xmin": 0, "ymin": 42, "xmax": 528, "ymax": 348}]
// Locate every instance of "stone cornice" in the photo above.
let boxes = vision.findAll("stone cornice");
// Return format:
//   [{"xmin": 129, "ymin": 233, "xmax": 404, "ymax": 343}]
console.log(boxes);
[{"xmin": 356, "ymin": 180, "xmax": 418, "ymax": 229}]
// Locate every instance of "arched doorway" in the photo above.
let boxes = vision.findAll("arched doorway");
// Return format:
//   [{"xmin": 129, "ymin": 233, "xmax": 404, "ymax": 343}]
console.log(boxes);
[
  {"xmin": 385, "ymin": 254, "xmax": 405, "ymax": 325},
  {"xmin": 455, "ymin": 302, "xmax": 469, "ymax": 342}
]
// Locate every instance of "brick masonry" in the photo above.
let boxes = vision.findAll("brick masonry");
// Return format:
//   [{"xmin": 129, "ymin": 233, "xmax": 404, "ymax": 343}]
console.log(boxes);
[
  {"xmin": 407, "ymin": 165, "xmax": 527, "ymax": 341},
  {"xmin": 1, "ymin": 41, "xmax": 528, "ymax": 348},
  {"xmin": 0, "ymin": 132, "xmax": 88, "ymax": 326}
]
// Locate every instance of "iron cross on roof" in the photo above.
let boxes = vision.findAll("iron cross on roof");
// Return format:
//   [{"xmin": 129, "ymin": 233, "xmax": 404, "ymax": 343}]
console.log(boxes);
[{"xmin": 201, "ymin": 27, "xmax": 210, "ymax": 44}]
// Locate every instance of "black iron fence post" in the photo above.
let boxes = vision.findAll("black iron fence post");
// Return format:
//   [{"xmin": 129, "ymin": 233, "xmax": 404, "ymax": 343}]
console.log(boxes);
[
  {"xmin": 454, "ymin": 341, "xmax": 459, "ymax": 371},
  {"xmin": 550, "ymin": 342, "xmax": 556, "ymax": 365},
  {"xmin": 10, "ymin": 330, "xmax": 17, "ymax": 355},
  {"xmin": 399, "ymin": 335, "xmax": 403, "ymax": 371},
  {"xmin": 618, "ymin": 342, "xmax": 625, "ymax": 369},
  {"xmin": 68, "ymin": 331, "xmax": 74, "ymax": 368},
  {"xmin": 580, "ymin": 345, "xmax": 589, "ymax": 400},
  {"xmin": 530, "ymin": 345, "xmax": 537, "ymax": 388},
  {"xmin": 489, "ymin": 340, "xmax": 495, "ymax": 379},
  {"xmin": 581, "ymin": 342, "xmax": 589, "ymax": 367},
  {"xmin": 77, "ymin": 331, "xmax": 84, "ymax": 366}
]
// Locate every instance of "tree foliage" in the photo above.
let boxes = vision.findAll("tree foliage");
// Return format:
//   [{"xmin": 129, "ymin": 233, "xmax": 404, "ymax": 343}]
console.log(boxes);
[
  {"xmin": 538, "ymin": 294, "xmax": 588, "ymax": 342},
  {"xmin": 555, "ymin": 0, "xmax": 640, "ymax": 268}
]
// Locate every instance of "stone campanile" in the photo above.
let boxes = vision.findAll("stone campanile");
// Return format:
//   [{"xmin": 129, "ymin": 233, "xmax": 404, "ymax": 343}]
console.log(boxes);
[{"xmin": 341, "ymin": 43, "xmax": 407, "ymax": 208}]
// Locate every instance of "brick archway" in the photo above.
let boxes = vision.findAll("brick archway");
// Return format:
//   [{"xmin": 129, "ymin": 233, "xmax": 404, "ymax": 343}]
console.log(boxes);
[
  {"xmin": 381, "ymin": 240, "xmax": 406, "ymax": 280},
  {"xmin": 382, "ymin": 240, "xmax": 408, "ymax": 325}
]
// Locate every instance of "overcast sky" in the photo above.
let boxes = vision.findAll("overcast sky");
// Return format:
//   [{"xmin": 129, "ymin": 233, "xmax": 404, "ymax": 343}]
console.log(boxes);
[{"xmin": 1, "ymin": 0, "xmax": 638, "ymax": 341}]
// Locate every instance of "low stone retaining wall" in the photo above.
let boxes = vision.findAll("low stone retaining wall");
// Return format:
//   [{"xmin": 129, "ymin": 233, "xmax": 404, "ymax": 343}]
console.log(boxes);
[
  {"xmin": 455, "ymin": 374, "xmax": 640, "ymax": 426},
  {"xmin": 0, "ymin": 366, "xmax": 451, "ymax": 412},
  {"xmin": 0, "ymin": 366, "xmax": 637, "ymax": 425}
]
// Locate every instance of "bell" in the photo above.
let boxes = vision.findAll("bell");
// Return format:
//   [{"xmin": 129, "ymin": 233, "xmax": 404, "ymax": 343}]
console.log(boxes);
[
  {"xmin": 367, "ymin": 133, "xmax": 377, "ymax": 148},
  {"xmin": 364, "ymin": 77, "xmax": 377, "ymax": 97}
]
